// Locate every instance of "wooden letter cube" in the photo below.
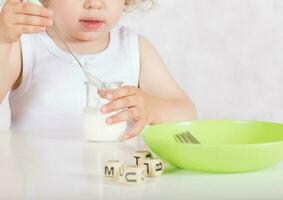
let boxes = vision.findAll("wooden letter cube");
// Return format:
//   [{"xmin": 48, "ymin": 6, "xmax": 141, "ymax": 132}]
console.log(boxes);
[
  {"xmin": 104, "ymin": 160, "xmax": 124, "ymax": 181},
  {"xmin": 121, "ymin": 165, "xmax": 145, "ymax": 185},
  {"xmin": 134, "ymin": 150, "xmax": 152, "ymax": 166},
  {"xmin": 142, "ymin": 158, "xmax": 164, "ymax": 177}
]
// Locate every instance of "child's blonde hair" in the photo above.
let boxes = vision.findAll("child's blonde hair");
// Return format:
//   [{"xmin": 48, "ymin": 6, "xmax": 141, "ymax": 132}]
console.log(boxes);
[
  {"xmin": 125, "ymin": 0, "xmax": 156, "ymax": 12},
  {"xmin": 42, "ymin": 0, "xmax": 156, "ymax": 11}
]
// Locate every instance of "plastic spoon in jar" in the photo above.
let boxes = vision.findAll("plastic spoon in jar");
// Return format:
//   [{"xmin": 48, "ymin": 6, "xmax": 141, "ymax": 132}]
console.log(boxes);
[{"xmin": 37, "ymin": 0, "xmax": 106, "ymax": 89}]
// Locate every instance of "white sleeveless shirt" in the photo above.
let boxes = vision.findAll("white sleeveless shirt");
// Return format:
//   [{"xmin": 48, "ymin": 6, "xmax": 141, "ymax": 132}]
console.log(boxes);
[{"xmin": 9, "ymin": 25, "xmax": 140, "ymax": 131}]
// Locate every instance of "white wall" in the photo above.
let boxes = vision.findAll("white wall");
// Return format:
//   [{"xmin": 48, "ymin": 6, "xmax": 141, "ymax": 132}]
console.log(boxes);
[
  {"xmin": 123, "ymin": 0, "xmax": 283, "ymax": 122},
  {"xmin": 1, "ymin": 0, "xmax": 283, "ymax": 130}
]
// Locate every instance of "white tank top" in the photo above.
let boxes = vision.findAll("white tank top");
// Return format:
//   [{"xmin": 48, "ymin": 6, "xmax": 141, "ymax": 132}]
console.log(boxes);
[{"xmin": 9, "ymin": 25, "xmax": 140, "ymax": 131}]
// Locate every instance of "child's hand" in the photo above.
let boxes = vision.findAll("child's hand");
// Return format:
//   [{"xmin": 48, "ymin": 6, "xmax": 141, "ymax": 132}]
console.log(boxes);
[
  {"xmin": 98, "ymin": 86, "xmax": 155, "ymax": 140},
  {"xmin": 0, "ymin": 0, "xmax": 53, "ymax": 43}
]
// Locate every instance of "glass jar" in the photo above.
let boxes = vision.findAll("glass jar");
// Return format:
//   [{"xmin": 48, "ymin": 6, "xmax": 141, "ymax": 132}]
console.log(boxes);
[{"xmin": 83, "ymin": 81, "xmax": 127, "ymax": 142}]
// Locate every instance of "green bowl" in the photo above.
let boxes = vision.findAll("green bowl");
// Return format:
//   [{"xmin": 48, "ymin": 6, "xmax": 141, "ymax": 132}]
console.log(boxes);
[{"xmin": 141, "ymin": 120, "xmax": 283, "ymax": 173}]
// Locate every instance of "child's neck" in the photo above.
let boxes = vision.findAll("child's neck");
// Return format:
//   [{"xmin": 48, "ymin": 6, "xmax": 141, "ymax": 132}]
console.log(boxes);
[{"xmin": 46, "ymin": 28, "xmax": 110, "ymax": 55}]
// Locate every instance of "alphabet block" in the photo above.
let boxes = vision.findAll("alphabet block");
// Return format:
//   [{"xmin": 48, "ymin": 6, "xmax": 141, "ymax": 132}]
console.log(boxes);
[
  {"xmin": 121, "ymin": 165, "xmax": 145, "ymax": 185},
  {"xmin": 104, "ymin": 160, "xmax": 124, "ymax": 181},
  {"xmin": 133, "ymin": 150, "xmax": 152, "ymax": 166},
  {"xmin": 142, "ymin": 158, "xmax": 164, "ymax": 177}
]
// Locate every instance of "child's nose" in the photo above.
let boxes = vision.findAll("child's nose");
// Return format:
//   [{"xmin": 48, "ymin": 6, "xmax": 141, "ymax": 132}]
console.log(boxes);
[{"xmin": 84, "ymin": 0, "xmax": 104, "ymax": 10}]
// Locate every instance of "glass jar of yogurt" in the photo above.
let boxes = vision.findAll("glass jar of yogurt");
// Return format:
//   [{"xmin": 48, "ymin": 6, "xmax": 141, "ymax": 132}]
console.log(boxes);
[{"xmin": 83, "ymin": 81, "xmax": 127, "ymax": 142}]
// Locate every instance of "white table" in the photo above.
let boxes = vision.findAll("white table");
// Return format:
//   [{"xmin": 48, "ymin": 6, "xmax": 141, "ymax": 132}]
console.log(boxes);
[{"xmin": 0, "ymin": 130, "xmax": 283, "ymax": 200}]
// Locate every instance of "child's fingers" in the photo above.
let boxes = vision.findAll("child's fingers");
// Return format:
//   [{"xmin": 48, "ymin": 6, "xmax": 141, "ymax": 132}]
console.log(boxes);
[
  {"xmin": 97, "ymin": 89, "xmax": 107, "ymax": 98},
  {"xmin": 16, "ymin": 24, "xmax": 46, "ymax": 34},
  {"xmin": 106, "ymin": 86, "xmax": 137, "ymax": 100},
  {"xmin": 101, "ymin": 96, "xmax": 137, "ymax": 113},
  {"xmin": 106, "ymin": 107, "xmax": 140, "ymax": 125},
  {"xmin": 14, "ymin": 14, "xmax": 53, "ymax": 27},
  {"xmin": 13, "ymin": 2, "xmax": 53, "ymax": 17},
  {"xmin": 122, "ymin": 120, "xmax": 145, "ymax": 140}
]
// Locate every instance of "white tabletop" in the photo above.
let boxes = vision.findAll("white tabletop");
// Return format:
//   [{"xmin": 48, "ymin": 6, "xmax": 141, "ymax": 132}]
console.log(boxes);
[{"xmin": 0, "ymin": 130, "xmax": 283, "ymax": 200}]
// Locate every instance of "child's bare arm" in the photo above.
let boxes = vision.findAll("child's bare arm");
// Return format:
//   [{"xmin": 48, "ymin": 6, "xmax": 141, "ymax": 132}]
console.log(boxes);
[
  {"xmin": 0, "ymin": 0, "xmax": 53, "ymax": 102},
  {"xmin": 0, "ymin": 41, "xmax": 21, "ymax": 102},
  {"xmin": 138, "ymin": 36, "xmax": 197, "ymax": 124},
  {"xmin": 98, "ymin": 36, "xmax": 197, "ymax": 139}
]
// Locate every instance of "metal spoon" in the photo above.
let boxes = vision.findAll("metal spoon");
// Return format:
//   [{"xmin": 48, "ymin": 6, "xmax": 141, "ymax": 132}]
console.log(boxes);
[{"xmin": 38, "ymin": 0, "xmax": 106, "ymax": 89}]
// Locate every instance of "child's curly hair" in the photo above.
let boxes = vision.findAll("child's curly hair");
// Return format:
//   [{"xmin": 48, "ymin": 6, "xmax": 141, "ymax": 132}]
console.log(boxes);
[
  {"xmin": 124, "ymin": 0, "xmax": 156, "ymax": 12},
  {"xmin": 41, "ymin": 0, "xmax": 156, "ymax": 12}
]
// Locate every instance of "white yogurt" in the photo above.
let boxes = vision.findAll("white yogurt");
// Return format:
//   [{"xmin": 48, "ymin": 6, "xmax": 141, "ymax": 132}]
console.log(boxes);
[{"xmin": 83, "ymin": 107, "xmax": 127, "ymax": 142}]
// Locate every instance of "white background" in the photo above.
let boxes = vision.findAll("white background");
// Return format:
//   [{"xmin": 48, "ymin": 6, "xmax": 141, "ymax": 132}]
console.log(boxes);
[{"xmin": 1, "ymin": 0, "xmax": 283, "ymax": 130}]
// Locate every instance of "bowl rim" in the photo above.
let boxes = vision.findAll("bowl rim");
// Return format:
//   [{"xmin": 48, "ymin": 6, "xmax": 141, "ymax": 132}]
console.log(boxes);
[{"xmin": 142, "ymin": 119, "xmax": 283, "ymax": 148}]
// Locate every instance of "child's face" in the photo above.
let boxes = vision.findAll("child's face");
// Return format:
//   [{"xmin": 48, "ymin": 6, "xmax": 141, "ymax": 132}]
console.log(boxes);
[{"xmin": 49, "ymin": 0, "xmax": 126, "ymax": 41}]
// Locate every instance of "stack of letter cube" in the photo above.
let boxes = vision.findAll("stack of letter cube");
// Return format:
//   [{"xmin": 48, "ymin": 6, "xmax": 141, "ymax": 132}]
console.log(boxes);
[{"xmin": 104, "ymin": 150, "xmax": 164, "ymax": 185}]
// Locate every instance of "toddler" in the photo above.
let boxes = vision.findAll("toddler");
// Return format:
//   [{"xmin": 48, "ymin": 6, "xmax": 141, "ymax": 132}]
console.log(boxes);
[{"xmin": 0, "ymin": 0, "xmax": 197, "ymax": 140}]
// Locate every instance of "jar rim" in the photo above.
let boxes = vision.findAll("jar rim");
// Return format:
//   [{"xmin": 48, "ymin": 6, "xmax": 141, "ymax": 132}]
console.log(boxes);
[{"xmin": 84, "ymin": 81, "xmax": 124, "ymax": 88}]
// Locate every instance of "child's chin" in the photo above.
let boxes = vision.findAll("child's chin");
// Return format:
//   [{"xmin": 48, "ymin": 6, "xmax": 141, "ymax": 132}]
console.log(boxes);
[{"xmin": 74, "ymin": 32, "xmax": 105, "ymax": 41}]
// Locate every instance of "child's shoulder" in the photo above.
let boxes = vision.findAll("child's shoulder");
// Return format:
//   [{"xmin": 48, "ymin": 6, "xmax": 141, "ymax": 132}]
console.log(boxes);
[
  {"xmin": 114, "ymin": 24, "xmax": 139, "ymax": 40},
  {"xmin": 115, "ymin": 24, "xmax": 153, "ymax": 49},
  {"xmin": 115, "ymin": 24, "xmax": 158, "ymax": 63}
]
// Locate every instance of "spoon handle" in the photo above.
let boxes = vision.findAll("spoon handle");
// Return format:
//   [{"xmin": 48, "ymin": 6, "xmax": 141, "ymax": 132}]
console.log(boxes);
[{"xmin": 37, "ymin": 0, "xmax": 105, "ymax": 89}]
